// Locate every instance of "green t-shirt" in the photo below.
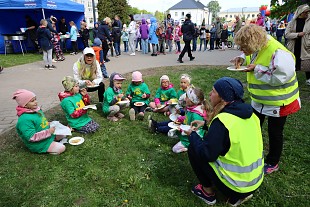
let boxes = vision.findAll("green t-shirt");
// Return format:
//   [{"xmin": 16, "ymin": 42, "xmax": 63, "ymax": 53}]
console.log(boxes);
[
  {"xmin": 16, "ymin": 110, "xmax": 55, "ymax": 153},
  {"xmin": 177, "ymin": 89, "xmax": 186, "ymax": 99},
  {"xmin": 60, "ymin": 93, "xmax": 92, "ymax": 130},
  {"xmin": 179, "ymin": 111, "xmax": 205, "ymax": 147},
  {"xmin": 102, "ymin": 87, "xmax": 123, "ymax": 115},
  {"xmin": 126, "ymin": 82, "xmax": 150, "ymax": 105},
  {"xmin": 155, "ymin": 87, "xmax": 177, "ymax": 104}
]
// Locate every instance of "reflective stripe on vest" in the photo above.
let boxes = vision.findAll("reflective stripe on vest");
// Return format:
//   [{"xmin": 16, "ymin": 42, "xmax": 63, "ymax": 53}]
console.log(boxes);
[
  {"xmin": 209, "ymin": 113, "xmax": 264, "ymax": 193},
  {"xmin": 246, "ymin": 36, "xmax": 299, "ymax": 106}
]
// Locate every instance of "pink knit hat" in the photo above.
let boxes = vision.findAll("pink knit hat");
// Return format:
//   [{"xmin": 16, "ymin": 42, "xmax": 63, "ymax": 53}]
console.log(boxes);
[
  {"xmin": 132, "ymin": 71, "xmax": 142, "ymax": 82},
  {"xmin": 12, "ymin": 89, "xmax": 36, "ymax": 107}
]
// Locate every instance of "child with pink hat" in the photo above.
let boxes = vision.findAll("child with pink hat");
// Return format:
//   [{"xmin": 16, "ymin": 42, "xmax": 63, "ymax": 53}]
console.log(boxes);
[
  {"xmin": 126, "ymin": 71, "xmax": 151, "ymax": 120},
  {"xmin": 12, "ymin": 89, "xmax": 66, "ymax": 155}
]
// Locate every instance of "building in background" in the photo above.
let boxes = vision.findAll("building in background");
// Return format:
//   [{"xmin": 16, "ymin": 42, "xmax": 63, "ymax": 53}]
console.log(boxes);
[
  {"xmin": 218, "ymin": 7, "xmax": 259, "ymax": 23},
  {"xmin": 71, "ymin": 0, "xmax": 98, "ymax": 28},
  {"xmin": 168, "ymin": 0, "xmax": 210, "ymax": 26}
]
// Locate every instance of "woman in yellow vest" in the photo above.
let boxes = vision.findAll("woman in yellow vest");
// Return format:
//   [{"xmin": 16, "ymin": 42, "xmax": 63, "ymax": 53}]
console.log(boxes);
[
  {"xmin": 73, "ymin": 47, "xmax": 105, "ymax": 102},
  {"xmin": 232, "ymin": 25, "xmax": 301, "ymax": 174},
  {"xmin": 187, "ymin": 77, "xmax": 263, "ymax": 206}
]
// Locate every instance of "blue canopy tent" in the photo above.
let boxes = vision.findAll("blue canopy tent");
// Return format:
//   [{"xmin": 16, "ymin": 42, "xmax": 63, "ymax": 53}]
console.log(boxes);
[{"xmin": 0, "ymin": 0, "xmax": 85, "ymax": 54}]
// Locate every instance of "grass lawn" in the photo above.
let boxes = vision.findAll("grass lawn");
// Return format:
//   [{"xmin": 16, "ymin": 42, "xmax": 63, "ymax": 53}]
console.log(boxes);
[
  {"xmin": 0, "ymin": 53, "xmax": 42, "ymax": 68},
  {"xmin": 0, "ymin": 66, "xmax": 309, "ymax": 207}
]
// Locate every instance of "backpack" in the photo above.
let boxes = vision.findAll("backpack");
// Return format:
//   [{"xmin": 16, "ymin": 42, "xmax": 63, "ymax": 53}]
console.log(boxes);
[{"xmin": 156, "ymin": 27, "xmax": 162, "ymax": 36}]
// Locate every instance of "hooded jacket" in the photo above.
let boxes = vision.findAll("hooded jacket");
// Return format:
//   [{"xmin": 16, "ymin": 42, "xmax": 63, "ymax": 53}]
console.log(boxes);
[
  {"xmin": 181, "ymin": 19, "xmax": 195, "ymax": 41},
  {"xmin": 189, "ymin": 100, "xmax": 253, "ymax": 162},
  {"xmin": 148, "ymin": 17, "xmax": 158, "ymax": 44},
  {"xmin": 285, "ymin": 4, "xmax": 310, "ymax": 61},
  {"xmin": 37, "ymin": 26, "xmax": 53, "ymax": 50},
  {"xmin": 98, "ymin": 21, "xmax": 112, "ymax": 42},
  {"xmin": 140, "ymin": 19, "xmax": 149, "ymax": 40}
]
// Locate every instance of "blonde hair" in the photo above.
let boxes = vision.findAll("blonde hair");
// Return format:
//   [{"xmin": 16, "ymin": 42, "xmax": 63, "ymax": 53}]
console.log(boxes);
[
  {"xmin": 78, "ymin": 56, "xmax": 98, "ymax": 81},
  {"xmin": 191, "ymin": 88, "xmax": 211, "ymax": 115},
  {"xmin": 207, "ymin": 99, "xmax": 226, "ymax": 123},
  {"xmin": 104, "ymin": 17, "xmax": 112, "ymax": 25},
  {"xmin": 40, "ymin": 19, "xmax": 47, "ymax": 26},
  {"xmin": 69, "ymin": 21, "xmax": 76, "ymax": 26},
  {"xmin": 234, "ymin": 24, "xmax": 268, "ymax": 53}
]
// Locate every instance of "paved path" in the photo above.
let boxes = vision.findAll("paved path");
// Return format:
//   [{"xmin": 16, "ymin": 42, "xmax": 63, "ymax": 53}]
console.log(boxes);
[{"xmin": 0, "ymin": 48, "xmax": 240, "ymax": 134}]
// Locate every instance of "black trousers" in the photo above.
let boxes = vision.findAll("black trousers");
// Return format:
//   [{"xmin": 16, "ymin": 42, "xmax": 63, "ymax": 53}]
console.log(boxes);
[
  {"xmin": 215, "ymin": 38, "xmax": 221, "ymax": 48},
  {"xmin": 86, "ymin": 82, "xmax": 105, "ymax": 102},
  {"xmin": 188, "ymin": 144, "xmax": 255, "ymax": 203},
  {"xmin": 179, "ymin": 40, "xmax": 192, "ymax": 60},
  {"xmin": 130, "ymin": 103, "xmax": 147, "ymax": 114},
  {"xmin": 101, "ymin": 39, "xmax": 109, "ymax": 61},
  {"xmin": 253, "ymin": 109, "xmax": 287, "ymax": 165}
]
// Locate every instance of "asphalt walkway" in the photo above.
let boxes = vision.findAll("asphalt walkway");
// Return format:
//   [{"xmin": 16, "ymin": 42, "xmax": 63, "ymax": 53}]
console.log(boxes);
[{"xmin": 0, "ymin": 48, "xmax": 240, "ymax": 134}]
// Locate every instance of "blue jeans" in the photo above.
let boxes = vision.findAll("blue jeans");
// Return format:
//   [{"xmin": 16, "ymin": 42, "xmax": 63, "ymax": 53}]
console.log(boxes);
[
  {"xmin": 155, "ymin": 121, "xmax": 171, "ymax": 134},
  {"xmin": 192, "ymin": 37, "xmax": 197, "ymax": 51},
  {"xmin": 209, "ymin": 38, "xmax": 215, "ymax": 50},
  {"xmin": 141, "ymin": 39, "xmax": 148, "ymax": 54},
  {"xmin": 175, "ymin": 40, "xmax": 181, "ymax": 52},
  {"xmin": 113, "ymin": 42, "xmax": 121, "ymax": 56},
  {"xmin": 199, "ymin": 38, "xmax": 206, "ymax": 51},
  {"xmin": 123, "ymin": 41, "xmax": 128, "ymax": 52},
  {"xmin": 101, "ymin": 64, "xmax": 108, "ymax": 78}
]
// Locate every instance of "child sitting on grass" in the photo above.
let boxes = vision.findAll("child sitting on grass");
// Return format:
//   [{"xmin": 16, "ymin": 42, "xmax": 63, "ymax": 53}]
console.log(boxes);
[
  {"xmin": 126, "ymin": 71, "xmax": 151, "ymax": 121},
  {"xmin": 13, "ymin": 89, "xmax": 66, "ymax": 155},
  {"xmin": 149, "ymin": 75, "xmax": 177, "ymax": 115},
  {"xmin": 58, "ymin": 76, "xmax": 99, "ymax": 134},
  {"xmin": 103, "ymin": 73, "xmax": 130, "ymax": 122},
  {"xmin": 176, "ymin": 74, "xmax": 193, "ymax": 115},
  {"xmin": 149, "ymin": 87, "xmax": 207, "ymax": 153}
]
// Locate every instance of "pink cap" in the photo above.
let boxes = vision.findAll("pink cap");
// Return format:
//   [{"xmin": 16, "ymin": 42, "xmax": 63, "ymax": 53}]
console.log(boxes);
[
  {"xmin": 132, "ymin": 71, "xmax": 142, "ymax": 82},
  {"xmin": 12, "ymin": 89, "xmax": 36, "ymax": 107},
  {"xmin": 113, "ymin": 74, "xmax": 126, "ymax": 81}
]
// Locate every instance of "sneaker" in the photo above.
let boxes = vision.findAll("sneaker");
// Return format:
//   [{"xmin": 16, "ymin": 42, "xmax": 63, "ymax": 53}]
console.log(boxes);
[
  {"xmin": 52, "ymin": 59, "xmax": 57, "ymax": 63},
  {"xmin": 129, "ymin": 108, "xmax": 135, "ymax": 121},
  {"xmin": 49, "ymin": 65, "xmax": 56, "ymax": 69},
  {"xmin": 306, "ymin": 79, "xmax": 310, "ymax": 86},
  {"xmin": 190, "ymin": 57, "xmax": 195, "ymax": 61},
  {"xmin": 172, "ymin": 141, "xmax": 188, "ymax": 153},
  {"xmin": 44, "ymin": 65, "xmax": 49, "ymax": 69},
  {"xmin": 177, "ymin": 58, "xmax": 183, "ymax": 63},
  {"xmin": 145, "ymin": 107, "xmax": 153, "ymax": 112},
  {"xmin": 130, "ymin": 53, "xmax": 135, "ymax": 56},
  {"xmin": 107, "ymin": 116, "xmax": 118, "ymax": 122},
  {"xmin": 264, "ymin": 163, "xmax": 279, "ymax": 174},
  {"xmin": 70, "ymin": 52, "xmax": 75, "ymax": 55},
  {"xmin": 228, "ymin": 194, "xmax": 253, "ymax": 207},
  {"xmin": 191, "ymin": 184, "xmax": 216, "ymax": 205},
  {"xmin": 116, "ymin": 112, "xmax": 125, "ymax": 119},
  {"xmin": 148, "ymin": 119, "xmax": 157, "ymax": 133}
]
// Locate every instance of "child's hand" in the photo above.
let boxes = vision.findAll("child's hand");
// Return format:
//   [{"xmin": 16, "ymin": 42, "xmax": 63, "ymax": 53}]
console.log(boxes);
[
  {"xmin": 156, "ymin": 103, "xmax": 161, "ymax": 108},
  {"xmin": 191, "ymin": 120, "xmax": 205, "ymax": 131},
  {"xmin": 118, "ymin": 93, "xmax": 124, "ymax": 99},
  {"xmin": 49, "ymin": 127, "xmax": 56, "ymax": 134},
  {"xmin": 85, "ymin": 80, "xmax": 92, "ymax": 85},
  {"xmin": 80, "ymin": 88, "xmax": 87, "ymax": 95},
  {"xmin": 142, "ymin": 93, "xmax": 146, "ymax": 98}
]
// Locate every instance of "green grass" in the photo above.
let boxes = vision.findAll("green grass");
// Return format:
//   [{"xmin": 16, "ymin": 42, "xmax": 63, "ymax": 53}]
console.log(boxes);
[
  {"xmin": 0, "ymin": 53, "xmax": 42, "ymax": 68},
  {"xmin": 0, "ymin": 66, "xmax": 309, "ymax": 207}
]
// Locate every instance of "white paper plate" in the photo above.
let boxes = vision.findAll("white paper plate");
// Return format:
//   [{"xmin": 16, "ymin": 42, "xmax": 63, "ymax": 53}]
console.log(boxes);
[
  {"xmin": 69, "ymin": 137, "xmax": 85, "ymax": 145},
  {"xmin": 168, "ymin": 122, "xmax": 180, "ymax": 130},
  {"xmin": 87, "ymin": 84, "xmax": 99, "ymax": 88},
  {"xmin": 227, "ymin": 66, "xmax": 248, "ymax": 71},
  {"xmin": 180, "ymin": 125, "xmax": 191, "ymax": 131},
  {"xmin": 169, "ymin": 113, "xmax": 180, "ymax": 122},
  {"xmin": 83, "ymin": 104, "xmax": 97, "ymax": 110},
  {"xmin": 117, "ymin": 100, "xmax": 130, "ymax": 105},
  {"xmin": 156, "ymin": 105, "xmax": 166, "ymax": 110},
  {"xmin": 134, "ymin": 102, "xmax": 145, "ymax": 106}
]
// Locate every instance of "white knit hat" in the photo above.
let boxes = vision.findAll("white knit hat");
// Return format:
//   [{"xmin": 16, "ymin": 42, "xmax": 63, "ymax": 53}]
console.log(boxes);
[{"xmin": 160, "ymin": 75, "xmax": 170, "ymax": 84}]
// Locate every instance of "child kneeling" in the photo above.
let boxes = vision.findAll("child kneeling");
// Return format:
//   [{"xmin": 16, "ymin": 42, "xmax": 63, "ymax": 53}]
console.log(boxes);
[
  {"xmin": 58, "ymin": 76, "xmax": 99, "ymax": 133},
  {"xmin": 13, "ymin": 89, "xmax": 66, "ymax": 155},
  {"xmin": 102, "ymin": 73, "xmax": 130, "ymax": 121}
]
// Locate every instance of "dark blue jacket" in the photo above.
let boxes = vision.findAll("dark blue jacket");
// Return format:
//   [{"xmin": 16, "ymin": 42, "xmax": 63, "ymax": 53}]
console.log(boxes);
[
  {"xmin": 98, "ymin": 21, "xmax": 112, "ymax": 42},
  {"xmin": 37, "ymin": 26, "xmax": 53, "ymax": 50},
  {"xmin": 181, "ymin": 19, "xmax": 195, "ymax": 41},
  {"xmin": 189, "ymin": 100, "xmax": 253, "ymax": 162}
]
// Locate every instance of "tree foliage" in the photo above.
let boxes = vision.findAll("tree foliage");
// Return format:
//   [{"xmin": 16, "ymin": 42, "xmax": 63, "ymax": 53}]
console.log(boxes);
[
  {"xmin": 154, "ymin": 11, "xmax": 165, "ymax": 22},
  {"xmin": 270, "ymin": 0, "xmax": 310, "ymax": 18},
  {"xmin": 97, "ymin": 0, "xmax": 130, "ymax": 23},
  {"xmin": 207, "ymin": 0, "xmax": 221, "ymax": 21}
]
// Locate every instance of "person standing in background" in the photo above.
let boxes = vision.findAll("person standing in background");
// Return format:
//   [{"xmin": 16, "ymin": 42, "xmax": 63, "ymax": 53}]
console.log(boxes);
[
  {"xmin": 215, "ymin": 17, "xmax": 223, "ymax": 49},
  {"xmin": 98, "ymin": 17, "xmax": 112, "ymax": 62},
  {"xmin": 58, "ymin": 17, "xmax": 68, "ymax": 52},
  {"xmin": 285, "ymin": 4, "xmax": 310, "ymax": 86},
  {"xmin": 25, "ymin": 15, "xmax": 39, "ymax": 52},
  {"xmin": 79, "ymin": 21, "xmax": 90, "ymax": 49},
  {"xmin": 177, "ymin": 14, "xmax": 195, "ymax": 63},
  {"xmin": 127, "ymin": 14, "xmax": 136, "ymax": 56},
  {"xmin": 114, "ymin": 15, "xmax": 122, "ymax": 30}
]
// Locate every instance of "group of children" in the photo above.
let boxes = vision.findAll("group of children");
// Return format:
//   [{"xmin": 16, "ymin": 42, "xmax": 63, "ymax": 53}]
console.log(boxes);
[{"xmin": 13, "ymin": 71, "xmax": 208, "ymax": 156}]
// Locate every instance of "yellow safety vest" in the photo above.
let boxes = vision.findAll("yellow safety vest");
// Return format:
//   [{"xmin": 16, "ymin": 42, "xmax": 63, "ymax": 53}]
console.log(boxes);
[
  {"xmin": 245, "ymin": 36, "xmax": 299, "ymax": 106},
  {"xmin": 76, "ymin": 61, "xmax": 92, "ymax": 80},
  {"xmin": 209, "ymin": 112, "xmax": 264, "ymax": 193}
]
